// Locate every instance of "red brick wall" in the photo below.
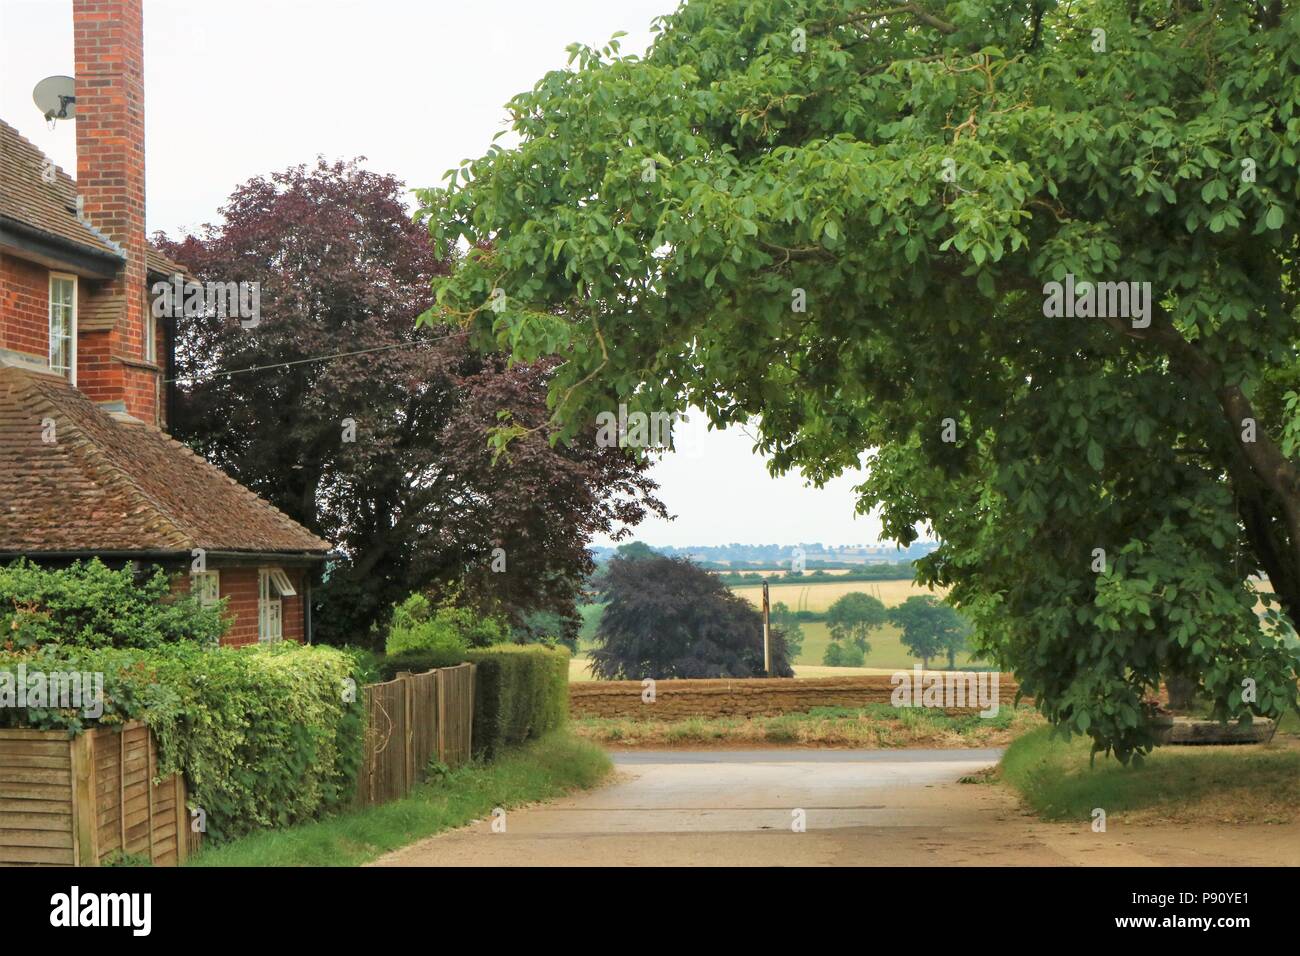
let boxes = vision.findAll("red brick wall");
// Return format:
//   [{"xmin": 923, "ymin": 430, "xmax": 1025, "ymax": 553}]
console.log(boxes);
[
  {"xmin": 171, "ymin": 565, "xmax": 307, "ymax": 648},
  {"xmin": 0, "ymin": 255, "xmax": 52, "ymax": 361},
  {"xmin": 218, "ymin": 566, "xmax": 306, "ymax": 648},
  {"xmin": 73, "ymin": 0, "xmax": 159, "ymax": 425}
]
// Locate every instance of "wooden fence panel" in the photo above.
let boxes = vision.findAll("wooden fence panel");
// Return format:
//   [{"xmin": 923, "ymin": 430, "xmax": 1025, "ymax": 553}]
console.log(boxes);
[
  {"xmin": 0, "ymin": 723, "xmax": 193, "ymax": 866},
  {"xmin": 436, "ymin": 665, "xmax": 474, "ymax": 769},
  {"xmin": 407, "ymin": 671, "xmax": 438, "ymax": 775},
  {"xmin": 0, "ymin": 728, "xmax": 74, "ymax": 866},
  {"xmin": 354, "ymin": 663, "xmax": 475, "ymax": 808}
]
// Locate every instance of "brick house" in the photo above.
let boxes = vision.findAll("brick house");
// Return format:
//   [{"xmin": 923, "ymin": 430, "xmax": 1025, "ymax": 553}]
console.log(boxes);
[{"xmin": 0, "ymin": 0, "xmax": 330, "ymax": 647}]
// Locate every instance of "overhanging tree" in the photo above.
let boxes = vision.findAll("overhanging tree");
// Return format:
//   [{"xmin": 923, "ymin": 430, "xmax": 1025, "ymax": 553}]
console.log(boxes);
[{"xmin": 418, "ymin": 0, "xmax": 1300, "ymax": 758}]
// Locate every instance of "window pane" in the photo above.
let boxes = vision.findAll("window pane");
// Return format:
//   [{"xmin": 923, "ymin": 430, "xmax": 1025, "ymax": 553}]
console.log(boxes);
[{"xmin": 49, "ymin": 278, "xmax": 74, "ymax": 378}]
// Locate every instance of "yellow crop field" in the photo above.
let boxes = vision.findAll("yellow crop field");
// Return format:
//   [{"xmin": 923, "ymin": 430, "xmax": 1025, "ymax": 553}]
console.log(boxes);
[
  {"xmin": 730, "ymin": 578, "xmax": 948, "ymax": 613},
  {"xmin": 711, "ymin": 568, "xmax": 856, "ymax": 578}
]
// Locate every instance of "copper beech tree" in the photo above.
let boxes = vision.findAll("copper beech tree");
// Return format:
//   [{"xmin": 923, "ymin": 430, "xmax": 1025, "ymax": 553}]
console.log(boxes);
[{"xmin": 159, "ymin": 159, "xmax": 663, "ymax": 648}]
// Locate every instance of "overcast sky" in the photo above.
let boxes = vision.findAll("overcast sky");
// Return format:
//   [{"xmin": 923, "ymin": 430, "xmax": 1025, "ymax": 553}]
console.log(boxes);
[{"xmin": 0, "ymin": 0, "xmax": 894, "ymax": 548}]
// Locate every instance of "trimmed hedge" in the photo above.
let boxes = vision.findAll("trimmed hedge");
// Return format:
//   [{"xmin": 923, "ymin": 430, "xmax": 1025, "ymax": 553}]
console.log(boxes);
[
  {"xmin": 376, "ymin": 647, "xmax": 468, "ymax": 681},
  {"xmin": 0, "ymin": 642, "xmax": 365, "ymax": 843},
  {"xmin": 465, "ymin": 645, "xmax": 569, "ymax": 758}
]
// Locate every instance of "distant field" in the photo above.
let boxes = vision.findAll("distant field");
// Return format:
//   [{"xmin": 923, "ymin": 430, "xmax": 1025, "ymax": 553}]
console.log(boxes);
[
  {"xmin": 570, "ymin": 619, "xmax": 978, "ymax": 678},
  {"xmin": 570, "ymin": 655, "xmax": 598, "ymax": 682},
  {"xmin": 711, "ymin": 568, "xmax": 855, "ymax": 578},
  {"xmin": 731, "ymin": 578, "xmax": 949, "ymax": 613},
  {"xmin": 574, "ymin": 578, "xmax": 971, "ymax": 678},
  {"xmin": 795, "ymin": 621, "xmax": 977, "ymax": 670},
  {"xmin": 578, "ymin": 602, "xmax": 605, "ymax": 644}
]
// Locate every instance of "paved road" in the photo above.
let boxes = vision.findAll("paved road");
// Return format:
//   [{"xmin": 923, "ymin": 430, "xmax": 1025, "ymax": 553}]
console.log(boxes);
[{"xmin": 371, "ymin": 748, "xmax": 1300, "ymax": 867}]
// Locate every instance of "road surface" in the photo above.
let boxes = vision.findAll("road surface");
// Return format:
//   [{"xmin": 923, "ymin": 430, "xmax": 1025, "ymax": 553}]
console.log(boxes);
[{"xmin": 371, "ymin": 748, "xmax": 1300, "ymax": 867}]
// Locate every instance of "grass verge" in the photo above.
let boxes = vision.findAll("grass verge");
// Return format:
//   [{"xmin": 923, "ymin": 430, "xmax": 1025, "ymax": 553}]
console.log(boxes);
[
  {"xmin": 187, "ymin": 733, "xmax": 611, "ymax": 867},
  {"xmin": 573, "ymin": 703, "xmax": 1042, "ymax": 749},
  {"xmin": 1000, "ymin": 723, "xmax": 1300, "ymax": 825}
]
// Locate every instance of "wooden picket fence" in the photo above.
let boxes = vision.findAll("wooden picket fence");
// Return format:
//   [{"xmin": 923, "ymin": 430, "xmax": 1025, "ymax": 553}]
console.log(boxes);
[
  {"xmin": 354, "ymin": 663, "xmax": 476, "ymax": 807},
  {"xmin": 0, "ymin": 722, "xmax": 192, "ymax": 866}
]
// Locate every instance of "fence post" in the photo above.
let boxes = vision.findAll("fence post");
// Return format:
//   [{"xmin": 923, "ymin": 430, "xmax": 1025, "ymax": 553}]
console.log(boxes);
[
  {"xmin": 402, "ymin": 674, "xmax": 415, "ymax": 792},
  {"xmin": 436, "ymin": 669, "xmax": 447, "ymax": 764},
  {"xmin": 70, "ymin": 732, "xmax": 99, "ymax": 866},
  {"xmin": 467, "ymin": 663, "xmax": 476, "ymax": 762},
  {"xmin": 174, "ymin": 774, "xmax": 189, "ymax": 864}
]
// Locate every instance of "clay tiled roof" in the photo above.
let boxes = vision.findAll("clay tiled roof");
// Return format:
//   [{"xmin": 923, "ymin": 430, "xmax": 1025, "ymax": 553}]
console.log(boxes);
[
  {"xmin": 0, "ymin": 119, "xmax": 187, "ymax": 278},
  {"xmin": 0, "ymin": 365, "xmax": 330, "ymax": 557},
  {"xmin": 145, "ymin": 246, "xmax": 188, "ymax": 278},
  {"xmin": 0, "ymin": 119, "xmax": 120, "ymax": 259}
]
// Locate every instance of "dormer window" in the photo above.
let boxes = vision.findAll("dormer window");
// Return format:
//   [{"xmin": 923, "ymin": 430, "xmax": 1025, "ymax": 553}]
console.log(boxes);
[{"xmin": 49, "ymin": 274, "xmax": 77, "ymax": 382}]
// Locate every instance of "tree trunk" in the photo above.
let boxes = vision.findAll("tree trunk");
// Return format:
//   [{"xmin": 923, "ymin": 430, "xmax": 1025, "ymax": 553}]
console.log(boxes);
[{"xmin": 1166, "ymin": 674, "xmax": 1198, "ymax": 713}]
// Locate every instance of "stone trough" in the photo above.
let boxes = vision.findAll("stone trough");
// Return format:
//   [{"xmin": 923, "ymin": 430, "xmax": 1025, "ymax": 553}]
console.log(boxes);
[{"xmin": 1153, "ymin": 716, "xmax": 1276, "ymax": 746}]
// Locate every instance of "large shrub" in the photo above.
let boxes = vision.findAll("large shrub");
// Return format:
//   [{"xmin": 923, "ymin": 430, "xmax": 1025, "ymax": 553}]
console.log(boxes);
[
  {"xmin": 0, "ymin": 642, "xmax": 364, "ymax": 842},
  {"xmin": 0, "ymin": 559, "xmax": 226, "ymax": 650},
  {"xmin": 465, "ymin": 645, "xmax": 569, "ymax": 758},
  {"xmin": 384, "ymin": 593, "xmax": 506, "ymax": 655}
]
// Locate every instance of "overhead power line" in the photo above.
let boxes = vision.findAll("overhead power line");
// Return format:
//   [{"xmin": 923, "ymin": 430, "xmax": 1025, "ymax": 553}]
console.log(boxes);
[{"xmin": 164, "ymin": 329, "xmax": 470, "ymax": 384}]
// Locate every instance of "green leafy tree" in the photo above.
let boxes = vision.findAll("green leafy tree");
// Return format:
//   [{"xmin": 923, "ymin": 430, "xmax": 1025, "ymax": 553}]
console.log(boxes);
[
  {"xmin": 825, "ymin": 592, "xmax": 888, "ymax": 657},
  {"xmin": 419, "ymin": 0, "xmax": 1300, "ymax": 760},
  {"xmin": 770, "ymin": 601, "xmax": 805, "ymax": 659},
  {"xmin": 889, "ymin": 595, "xmax": 969, "ymax": 669},
  {"xmin": 615, "ymin": 541, "xmax": 660, "ymax": 561},
  {"xmin": 822, "ymin": 639, "xmax": 865, "ymax": 667}
]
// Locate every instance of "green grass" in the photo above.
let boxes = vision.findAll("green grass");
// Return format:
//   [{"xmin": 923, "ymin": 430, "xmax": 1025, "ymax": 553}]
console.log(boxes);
[
  {"xmin": 187, "ymin": 733, "xmax": 611, "ymax": 867},
  {"xmin": 1000, "ymin": 724, "xmax": 1300, "ymax": 823},
  {"xmin": 795, "ymin": 621, "xmax": 979, "ymax": 669},
  {"xmin": 577, "ymin": 602, "xmax": 606, "ymax": 651}
]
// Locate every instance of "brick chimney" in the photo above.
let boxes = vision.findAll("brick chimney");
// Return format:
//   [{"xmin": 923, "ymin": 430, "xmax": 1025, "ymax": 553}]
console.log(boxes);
[{"xmin": 72, "ymin": 0, "xmax": 159, "ymax": 424}]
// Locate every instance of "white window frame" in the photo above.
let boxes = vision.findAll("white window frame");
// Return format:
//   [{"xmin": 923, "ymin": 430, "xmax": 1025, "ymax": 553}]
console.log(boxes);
[
  {"xmin": 258, "ymin": 568, "xmax": 285, "ymax": 643},
  {"xmin": 191, "ymin": 570, "xmax": 220, "ymax": 607},
  {"xmin": 268, "ymin": 568, "xmax": 297, "ymax": 597},
  {"xmin": 144, "ymin": 309, "xmax": 156, "ymax": 364},
  {"xmin": 48, "ymin": 273, "xmax": 77, "ymax": 384}
]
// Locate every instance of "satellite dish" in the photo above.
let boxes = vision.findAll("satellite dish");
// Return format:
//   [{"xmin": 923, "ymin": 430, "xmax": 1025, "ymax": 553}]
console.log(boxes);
[{"xmin": 33, "ymin": 75, "xmax": 76, "ymax": 122}]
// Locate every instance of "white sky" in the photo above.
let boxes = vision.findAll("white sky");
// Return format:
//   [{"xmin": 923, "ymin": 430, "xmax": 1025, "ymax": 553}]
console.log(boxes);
[{"xmin": 0, "ymin": 0, "xmax": 891, "ymax": 548}]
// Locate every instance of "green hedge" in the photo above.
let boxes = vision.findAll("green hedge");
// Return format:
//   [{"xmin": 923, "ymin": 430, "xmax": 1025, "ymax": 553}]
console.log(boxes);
[
  {"xmin": 0, "ymin": 643, "xmax": 365, "ymax": 843},
  {"xmin": 376, "ymin": 647, "xmax": 468, "ymax": 681},
  {"xmin": 465, "ymin": 645, "xmax": 569, "ymax": 758},
  {"xmin": 0, "ymin": 558, "xmax": 226, "ymax": 649}
]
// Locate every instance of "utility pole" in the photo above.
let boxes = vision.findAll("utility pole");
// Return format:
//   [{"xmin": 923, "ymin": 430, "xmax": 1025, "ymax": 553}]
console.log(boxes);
[{"xmin": 762, "ymin": 580, "xmax": 771, "ymax": 676}]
